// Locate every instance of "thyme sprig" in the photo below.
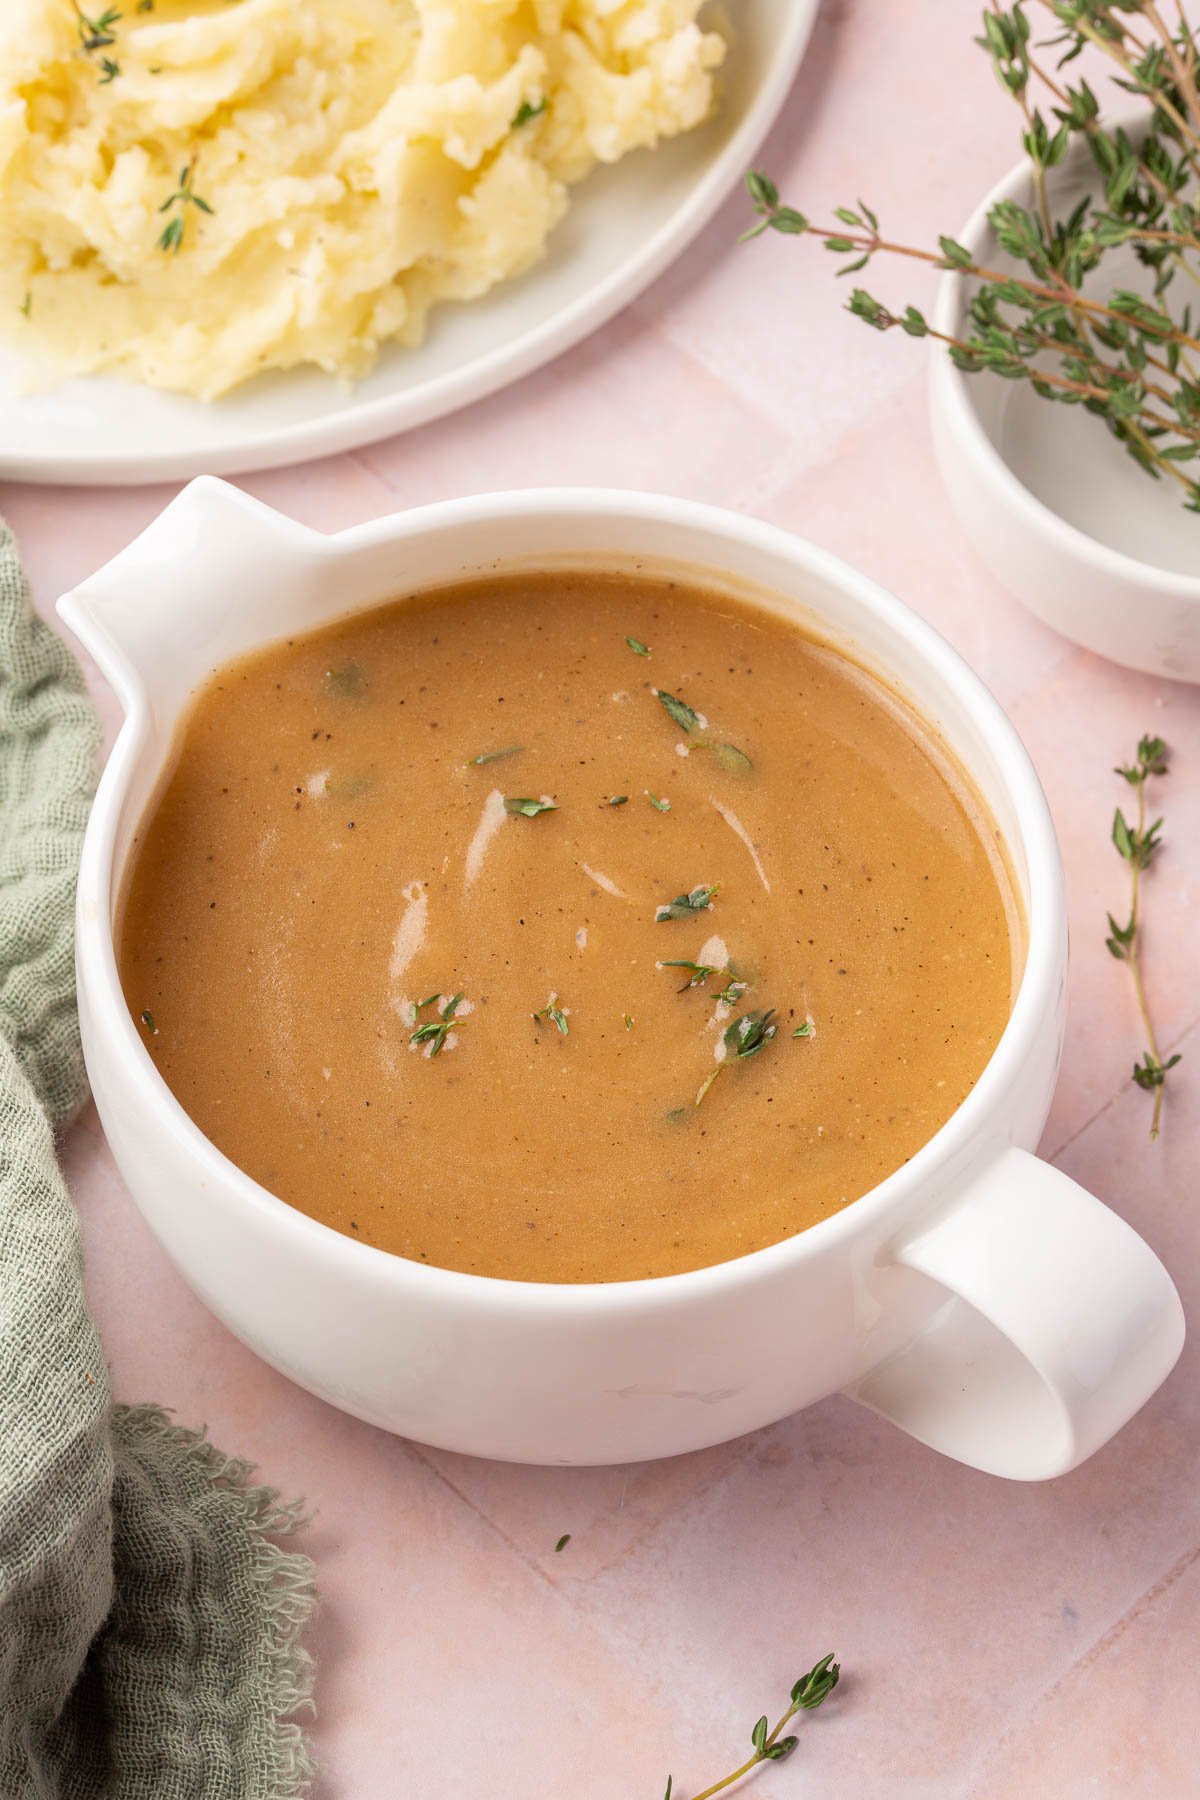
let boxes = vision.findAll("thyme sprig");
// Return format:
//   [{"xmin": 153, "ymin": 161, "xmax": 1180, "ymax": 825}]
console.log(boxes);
[
  {"xmin": 656, "ymin": 690, "xmax": 753, "ymax": 776},
  {"xmin": 744, "ymin": 1, "xmax": 1200, "ymax": 509},
  {"xmin": 661, "ymin": 959, "xmax": 748, "ymax": 1004},
  {"xmin": 504, "ymin": 796, "xmax": 558, "ymax": 817},
  {"xmin": 696, "ymin": 1007, "xmax": 778, "ymax": 1106},
  {"xmin": 656, "ymin": 884, "xmax": 719, "ymax": 922},
  {"xmin": 533, "ymin": 994, "xmax": 569, "ymax": 1036},
  {"xmin": 409, "ymin": 991, "xmax": 467, "ymax": 1058},
  {"xmin": 157, "ymin": 158, "xmax": 214, "ymax": 254},
  {"xmin": 663, "ymin": 1652, "xmax": 841, "ymax": 1800},
  {"xmin": 1107, "ymin": 732, "xmax": 1180, "ymax": 1134}
]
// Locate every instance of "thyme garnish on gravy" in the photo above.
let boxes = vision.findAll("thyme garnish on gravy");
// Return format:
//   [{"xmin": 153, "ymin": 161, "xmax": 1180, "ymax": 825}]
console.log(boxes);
[
  {"xmin": 504, "ymin": 796, "xmax": 558, "ymax": 817},
  {"xmin": 157, "ymin": 158, "xmax": 215, "ymax": 255},
  {"xmin": 409, "ymin": 992, "xmax": 467, "ymax": 1058},
  {"xmin": 626, "ymin": 636, "xmax": 650, "ymax": 657},
  {"xmin": 533, "ymin": 995, "xmax": 570, "ymax": 1036},
  {"xmin": 1108, "ymin": 734, "xmax": 1181, "ymax": 1136},
  {"xmin": 647, "ymin": 790, "xmax": 671, "ymax": 812},
  {"xmin": 695, "ymin": 1007, "xmax": 778, "ymax": 1106},
  {"xmin": 655, "ymin": 884, "xmax": 719, "ymax": 922},
  {"xmin": 468, "ymin": 745, "xmax": 523, "ymax": 767},
  {"xmin": 655, "ymin": 688, "xmax": 753, "ymax": 776}
]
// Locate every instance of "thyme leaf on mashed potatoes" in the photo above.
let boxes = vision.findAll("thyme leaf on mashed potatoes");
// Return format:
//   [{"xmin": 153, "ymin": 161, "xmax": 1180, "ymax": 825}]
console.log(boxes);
[
  {"xmin": 511, "ymin": 96, "xmax": 547, "ymax": 128},
  {"xmin": 157, "ymin": 159, "xmax": 215, "ymax": 255},
  {"xmin": 409, "ymin": 991, "xmax": 467, "ymax": 1058},
  {"xmin": 655, "ymin": 884, "xmax": 719, "ymax": 922}
]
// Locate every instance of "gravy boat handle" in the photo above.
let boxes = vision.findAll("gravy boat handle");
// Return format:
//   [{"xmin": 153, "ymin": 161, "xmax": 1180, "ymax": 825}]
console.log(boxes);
[{"xmin": 846, "ymin": 1146, "xmax": 1184, "ymax": 1479}]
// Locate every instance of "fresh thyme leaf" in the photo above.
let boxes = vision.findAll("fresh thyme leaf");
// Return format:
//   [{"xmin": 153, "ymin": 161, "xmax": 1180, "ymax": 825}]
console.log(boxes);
[
  {"xmin": 468, "ymin": 744, "xmax": 523, "ymax": 766},
  {"xmin": 156, "ymin": 158, "xmax": 214, "ymax": 254},
  {"xmin": 657, "ymin": 690, "xmax": 701, "ymax": 733},
  {"xmin": 554, "ymin": 1532, "xmax": 570, "ymax": 1552},
  {"xmin": 710, "ymin": 741, "xmax": 754, "ymax": 777},
  {"xmin": 715, "ymin": 975, "xmax": 748, "ymax": 1006},
  {"xmin": 664, "ymin": 1779, "xmax": 672, "ymax": 1800},
  {"xmin": 512, "ymin": 96, "xmax": 547, "ymax": 127},
  {"xmin": 608, "ymin": 795, "xmax": 629, "ymax": 806},
  {"xmin": 533, "ymin": 994, "xmax": 569, "ymax": 1036},
  {"xmin": 98, "ymin": 56, "xmax": 120, "ymax": 82},
  {"xmin": 655, "ymin": 883, "xmax": 718, "ymax": 922},
  {"xmin": 409, "ymin": 991, "xmax": 466, "ymax": 1058},
  {"xmin": 624, "ymin": 1014, "xmax": 634, "ymax": 1030},
  {"xmin": 677, "ymin": 1653, "xmax": 841, "ymax": 1798},
  {"xmin": 74, "ymin": 5, "xmax": 121, "ymax": 54},
  {"xmin": 504, "ymin": 796, "xmax": 558, "ymax": 817},
  {"xmin": 661, "ymin": 959, "xmax": 719, "ymax": 990},
  {"xmin": 694, "ymin": 1066, "xmax": 722, "ymax": 1107},
  {"xmin": 647, "ymin": 791, "xmax": 671, "ymax": 812},
  {"xmin": 323, "ymin": 662, "xmax": 364, "ymax": 698},
  {"xmin": 793, "ymin": 1020, "xmax": 814, "ymax": 1038},
  {"xmin": 724, "ymin": 1008, "xmax": 777, "ymax": 1060},
  {"xmin": 18, "ymin": 291, "xmax": 31, "ymax": 319},
  {"xmin": 626, "ymin": 635, "xmax": 650, "ymax": 657},
  {"xmin": 1109, "ymin": 734, "xmax": 1179, "ymax": 1137},
  {"xmin": 139, "ymin": 1009, "xmax": 157, "ymax": 1035}
]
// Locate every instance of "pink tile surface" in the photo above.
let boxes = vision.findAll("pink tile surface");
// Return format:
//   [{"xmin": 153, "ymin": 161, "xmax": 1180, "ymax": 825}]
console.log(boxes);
[{"xmin": 3, "ymin": 2, "xmax": 1199, "ymax": 1794}]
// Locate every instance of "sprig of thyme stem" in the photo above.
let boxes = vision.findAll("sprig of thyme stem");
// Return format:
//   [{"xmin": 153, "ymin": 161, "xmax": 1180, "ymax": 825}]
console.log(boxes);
[
  {"xmin": 157, "ymin": 158, "xmax": 214, "ymax": 254},
  {"xmin": 664, "ymin": 1654, "xmax": 841, "ymax": 1800},
  {"xmin": 744, "ymin": 1, "xmax": 1200, "ymax": 509},
  {"xmin": 1107, "ymin": 734, "xmax": 1180, "ymax": 1133}
]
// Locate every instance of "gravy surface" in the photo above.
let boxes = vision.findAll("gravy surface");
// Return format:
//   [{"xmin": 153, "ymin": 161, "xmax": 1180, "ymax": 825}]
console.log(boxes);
[{"xmin": 119, "ymin": 572, "xmax": 1019, "ymax": 1282}]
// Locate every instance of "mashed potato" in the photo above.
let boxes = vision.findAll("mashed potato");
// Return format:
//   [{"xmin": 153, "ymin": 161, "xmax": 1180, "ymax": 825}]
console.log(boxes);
[{"xmin": 0, "ymin": 0, "xmax": 723, "ymax": 398}]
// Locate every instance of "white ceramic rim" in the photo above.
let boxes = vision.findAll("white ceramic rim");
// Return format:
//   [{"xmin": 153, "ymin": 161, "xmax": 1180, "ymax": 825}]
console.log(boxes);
[
  {"xmin": 67, "ymin": 486, "xmax": 1064, "ymax": 1317},
  {"xmin": 930, "ymin": 116, "xmax": 1200, "ymax": 604},
  {"xmin": 9, "ymin": 4, "xmax": 817, "ymax": 486}
]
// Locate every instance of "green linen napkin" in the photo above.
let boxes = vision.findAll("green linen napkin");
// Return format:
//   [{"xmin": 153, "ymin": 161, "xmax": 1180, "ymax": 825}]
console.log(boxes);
[{"xmin": 0, "ymin": 518, "xmax": 317, "ymax": 1799}]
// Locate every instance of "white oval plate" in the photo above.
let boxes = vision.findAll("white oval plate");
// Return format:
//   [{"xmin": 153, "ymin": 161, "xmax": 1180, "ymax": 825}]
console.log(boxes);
[{"xmin": 0, "ymin": 2, "xmax": 816, "ymax": 487}]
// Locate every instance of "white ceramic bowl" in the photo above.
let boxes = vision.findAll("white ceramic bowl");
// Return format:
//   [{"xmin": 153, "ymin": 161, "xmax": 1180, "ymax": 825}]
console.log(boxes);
[
  {"xmin": 59, "ymin": 481, "xmax": 1185, "ymax": 1478},
  {"xmin": 929, "ymin": 128, "xmax": 1200, "ymax": 682}
]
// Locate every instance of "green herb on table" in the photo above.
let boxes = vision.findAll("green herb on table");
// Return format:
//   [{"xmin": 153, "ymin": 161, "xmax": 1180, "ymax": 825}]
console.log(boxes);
[
  {"xmin": 157, "ymin": 159, "xmax": 214, "ymax": 254},
  {"xmin": 743, "ymin": 2, "xmax": 1200, "ymax": 513},
  {"xmin": 533, "ymin": 994, "xmax": 569, "ymax": 1036},
  {"xmin": 695, "ymin": 1007, "xmax": 777, "ymax": 1107},
  {"xmin": 505, "ymin": 796, "xmax": 558, "ymax": 817},
  {"xmin": 647, "ymin": 790, "xmax": 671, "ymax": 812},
  {"xmin": 664, "ymin": 1653, "xmax": 841, "ymax": 1800},
  {"xmin": 656, "ymin": 884, "xmax": 719, "ymax": 922},
  {"xmin": 554, "ymin": 1533, "xmax": 570, "ymax": 1552},
  {"xmin": 608, "ymin": 794, "xmax": 629, "ymax": 806},
  {"xmin": 409, "ymin": 991, "xmax": 467, "ymax": 1058},
  {"xmin": 139, "ymin": 1009, "xmax": 158, "ymax": 1036},
  {"xmin": 512, "ymin": 96, "xmax": 547, "ymax": 128},
  {"xmin": 468, "ymin": 744, "xmax": 523, "ymax": 767},
  {"xmin": 626, "ymin": 635, "xmax": 650, "ymax": 657},
  {"xmin": 1108, "ymin": 733, "xmax": 1180, "ymax": 1136},
  {"xmin": 655, "ymin": 689, "xmax": 753, "ymax": 776}
]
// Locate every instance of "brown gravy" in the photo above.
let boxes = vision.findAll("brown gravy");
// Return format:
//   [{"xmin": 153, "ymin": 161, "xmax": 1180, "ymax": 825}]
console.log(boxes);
[{"xmin": 119, "ymin": 571, "xmax": 1020, "ymax": 1282}]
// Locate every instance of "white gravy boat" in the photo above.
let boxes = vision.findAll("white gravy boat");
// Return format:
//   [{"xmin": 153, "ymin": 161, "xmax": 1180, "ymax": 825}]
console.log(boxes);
[{"xmin": 59, "ymin": 479, "xmax": 1184, "ymax": 1477}]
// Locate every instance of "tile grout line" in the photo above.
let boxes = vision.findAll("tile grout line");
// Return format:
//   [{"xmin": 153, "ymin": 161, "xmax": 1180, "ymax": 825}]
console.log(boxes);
[{"xmin": 956, "ymin": 1539, "xmax": 1200, "ymax": 1797}]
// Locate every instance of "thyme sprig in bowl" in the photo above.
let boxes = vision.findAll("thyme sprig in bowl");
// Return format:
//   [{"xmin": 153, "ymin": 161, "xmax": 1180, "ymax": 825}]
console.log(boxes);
[{"xmin": 745, "ymin": 1, "xmax": 1200, "ymax": 681}]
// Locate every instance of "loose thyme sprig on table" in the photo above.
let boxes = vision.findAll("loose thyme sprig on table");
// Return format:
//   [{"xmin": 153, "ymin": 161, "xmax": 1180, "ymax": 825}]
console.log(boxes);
[
  {"xmin": 1107, "ymin": 733, "xmax": 1180, "ymax": 1135},
  {"xmin": 743, "ymin": 1, "xmax": 1200, "ymax": 511},
  {"xmin": 663, "ymin": 1653, "xmax": 841, "ymax": 1800}
]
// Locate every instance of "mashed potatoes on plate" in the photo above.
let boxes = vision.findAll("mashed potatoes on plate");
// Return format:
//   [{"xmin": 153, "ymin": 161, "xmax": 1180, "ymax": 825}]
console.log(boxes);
[{"xmin": 0, "ymin": 1, "xmax": 723, "ymax": 399}]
